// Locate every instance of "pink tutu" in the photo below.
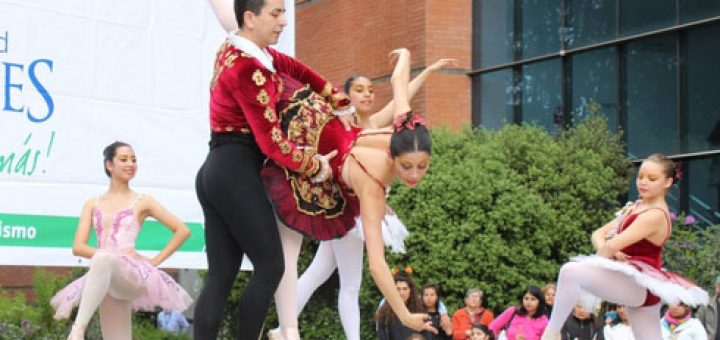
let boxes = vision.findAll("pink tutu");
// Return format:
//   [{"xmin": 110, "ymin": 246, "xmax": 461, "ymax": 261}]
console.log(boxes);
[
  {"xmin": 570, "ymin": 255, "xmax": 708, "ymax": 306},
  {"xmin": 51, "ymin": 250, "xmax": 193, "ymax": 320}
]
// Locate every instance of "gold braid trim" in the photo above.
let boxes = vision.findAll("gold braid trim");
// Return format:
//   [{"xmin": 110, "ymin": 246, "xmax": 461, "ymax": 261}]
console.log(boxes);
[
  {"xmin": 252, "ymin": 69, "xmax": 266, "ymax": 86},
  {"xmin": 256, "ymin": 89, "xmax": 269, "ymax": 105},
  {"xmin": 319, "ymin": 82, "xmax": 333, "ymax": 97},
  {"xmin": 264, "ymin": 107, "xmax": 277, "ymax": 122}
]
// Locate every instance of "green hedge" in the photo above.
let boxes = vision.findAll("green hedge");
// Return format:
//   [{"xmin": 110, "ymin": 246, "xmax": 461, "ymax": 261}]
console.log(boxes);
[
  {"xmin": 0, "ymin": 268, "xmax": 190, "ymax": 340},
  {"xmin": 664, "ymin": 218, "xmax": 720, "ymax": 290}
]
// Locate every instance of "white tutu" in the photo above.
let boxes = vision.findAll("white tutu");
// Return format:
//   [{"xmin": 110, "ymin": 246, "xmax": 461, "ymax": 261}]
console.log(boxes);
[
  {"xmin": 570, "ymin": 255, "xmax": 708, "ymax": 306},
  {"xmin": 348, "ymin": 214, "xmax": 409, "ymax": 254}
]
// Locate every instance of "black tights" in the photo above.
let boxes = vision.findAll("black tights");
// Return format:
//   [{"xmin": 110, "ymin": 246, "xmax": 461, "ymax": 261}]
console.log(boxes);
[{"xmin": 193, "ymin": 135, "xmax": 284, "ymax": 340}]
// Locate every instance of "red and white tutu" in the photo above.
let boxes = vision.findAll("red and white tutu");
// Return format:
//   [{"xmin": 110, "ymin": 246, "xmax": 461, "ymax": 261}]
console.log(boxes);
[
  {"xmin": 261, "ymin": 80, "xmax": 362, "ymax": 241},
  {"xmin": 570, "ymin": 255, "xmax": 708, "ymax": 306},
  {"xmin": 50, "ymin": 250, "xmax": 193, "ymax": 320}
]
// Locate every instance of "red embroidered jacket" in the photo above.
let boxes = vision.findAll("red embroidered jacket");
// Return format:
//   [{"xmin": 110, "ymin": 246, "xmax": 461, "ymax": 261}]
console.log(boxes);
[{"xmin": 209, "ymin": 41, "xmax": 349, "ymax": 177}]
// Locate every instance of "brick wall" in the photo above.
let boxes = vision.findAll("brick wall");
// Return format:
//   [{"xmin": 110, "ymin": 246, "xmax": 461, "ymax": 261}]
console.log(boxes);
[
  {"xmin": 295, "ymin": 0, "xmax": 472, "ymax": 129},
  {"xmin": 0, "ymin": 266, "xmax": 71, "ymax": 301}
]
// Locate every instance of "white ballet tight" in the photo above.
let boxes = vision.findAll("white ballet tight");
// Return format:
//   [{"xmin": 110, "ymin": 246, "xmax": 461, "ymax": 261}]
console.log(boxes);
[
  {"xmin": 296, "ymin": 233, "xmax": 364, "ymax": 340},
  {"xmin": 275, "ymin": 223, "xmax": 304, "ymax": 340},
  {"xmin": 74, "ymin": 251, "xmax": 144, "ymax": 340},
  {"xmin": 547, "ymin": 261, "xmax": 662, "ymax": 339}
]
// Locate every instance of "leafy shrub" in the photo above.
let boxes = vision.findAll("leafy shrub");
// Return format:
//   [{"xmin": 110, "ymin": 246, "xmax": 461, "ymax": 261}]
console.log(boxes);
[
  {"xmin": 664, "ymin": 215, "xmax": 720, "ymax": 291},
  {"xmin": 0, "ymin": 269, "xmax": 190, "ymax": 339},
  {"xmin": 378, "ymin": 117, "xmax": 630, "ymax": 315}
]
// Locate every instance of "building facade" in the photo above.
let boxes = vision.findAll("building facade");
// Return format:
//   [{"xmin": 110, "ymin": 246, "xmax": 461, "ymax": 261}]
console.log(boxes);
[
  {"xmin": 298, "ymin": 0, "xmax": 719, "ymax": 225},
  {"xmin": 469, "ymin": 0, "xmax": 720, "ymax": 224},
  {"xmin": 295, "ymin": 0, "xmax": 473, "ymax": 130}
]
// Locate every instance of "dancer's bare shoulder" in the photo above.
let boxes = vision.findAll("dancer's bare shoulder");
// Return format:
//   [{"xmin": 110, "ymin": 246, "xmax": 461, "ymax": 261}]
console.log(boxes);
[
  {"xmin": 632, "ymin": 208, "xmax": 670, "ymax": 245},
  {"xmin": 344, "ymin": 146, "xmax": 392, "ymax": 190}
]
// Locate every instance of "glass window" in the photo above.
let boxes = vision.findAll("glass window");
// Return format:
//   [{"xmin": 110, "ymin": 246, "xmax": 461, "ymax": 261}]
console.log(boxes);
[
  {"xmin": 571, "ymin": 47, "xmax": 618, "ymax": 130},
  {"xmin": 680, "ymin": 0, "xmax": 720, "ymax": 23},
  {"xmin": 519, "ymin": 0, "xmax": 562, "ymax": 59},
  {"xmin": 476, "ymin": 69, "xmax": 514, "ymax": 129},
  {"xmin": 620, "ymin": 1, "xmax": 675, "ymax": 37},
  {"xmin": 565, "ymin": 0, "xmax": 616, "ymax": 49},
  {"xmin": 521, "ymin": 59, "xmax": 562, "ymax": 133},
  {"xmin": 625, "ymin": 35, "xmax": 678, "ymax": 159},
  {"xmin": 477, "ymin": 0, "xmax": 515, "ymax": 68},
  {"xmin": 686, "ymin": 24, "xmax": 720, "ymax": 153},
  {"xmin": 688, "ymin": 157, "xmax": 720, "ymax": 225}
]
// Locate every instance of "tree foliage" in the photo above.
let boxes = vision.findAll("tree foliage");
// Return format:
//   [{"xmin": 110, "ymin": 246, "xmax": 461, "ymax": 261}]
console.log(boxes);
[{"xmin": 664, "ymin": 219, "xmax": 720, "ymax": 291}]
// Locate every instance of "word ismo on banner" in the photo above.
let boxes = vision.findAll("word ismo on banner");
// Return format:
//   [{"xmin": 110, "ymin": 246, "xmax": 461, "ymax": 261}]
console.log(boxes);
[{"xmin": 0, "ymin": 220, "xmax": 38, "ymax": 240}]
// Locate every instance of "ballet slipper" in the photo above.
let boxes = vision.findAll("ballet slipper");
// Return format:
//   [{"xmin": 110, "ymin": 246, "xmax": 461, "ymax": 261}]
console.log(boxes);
[
  {"xmin": 540, "ymin": 328, "xmax": 561, "ymax": 340},
  {"xmin": 67, "ymin": 323, "xmax": 86, "ymax": 340},
  {"xmin": 268, "ymin": 327, "xmax": 285, "ymax": 340}
]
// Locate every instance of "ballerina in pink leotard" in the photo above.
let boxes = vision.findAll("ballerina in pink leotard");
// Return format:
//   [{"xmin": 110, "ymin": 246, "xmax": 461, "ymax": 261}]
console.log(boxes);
[{"xmin": 51, "ymin": 141, "xmax": 192, "ymax": 340}]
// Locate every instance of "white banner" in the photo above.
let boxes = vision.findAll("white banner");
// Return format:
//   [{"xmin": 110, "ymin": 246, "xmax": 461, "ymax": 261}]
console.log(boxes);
[{"xmin": 0, "ymin": 0, "xmax": 295, "ymax": 269}]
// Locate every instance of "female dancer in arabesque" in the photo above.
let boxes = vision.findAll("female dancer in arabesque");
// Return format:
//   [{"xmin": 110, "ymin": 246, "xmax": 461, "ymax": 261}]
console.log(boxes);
[
  {"xmin": 291, "ymin": 59, "xmax": 456, "ymax": 340},
  {"xmin": 261, "ymin": 47, "xmax": 437, "ymax": 339}
]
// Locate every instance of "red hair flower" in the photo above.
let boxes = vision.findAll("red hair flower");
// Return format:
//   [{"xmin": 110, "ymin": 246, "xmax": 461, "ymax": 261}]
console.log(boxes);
[
  {"xmin": 394, "ymin": 112, "xmax": 427, "ymax": 132},
  {"xmin": 674, "ymin": 162, "xmax": 683, "ymax": 183}
]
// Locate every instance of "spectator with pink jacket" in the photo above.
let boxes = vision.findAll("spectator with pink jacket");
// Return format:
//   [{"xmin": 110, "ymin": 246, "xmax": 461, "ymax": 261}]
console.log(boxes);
[{"xmin": 489, "ymin": 286, "xmax": 549, "ymax": 340}]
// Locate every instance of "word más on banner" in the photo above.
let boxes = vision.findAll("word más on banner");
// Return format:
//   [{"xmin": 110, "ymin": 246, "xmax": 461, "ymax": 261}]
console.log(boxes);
[
  {"xmin": 0, "ymin": 131, "xmax": 55, "ymax": 176},
  {"xmin": 1, "ymin": 29, "xmax": 55, "ymax": 123}
]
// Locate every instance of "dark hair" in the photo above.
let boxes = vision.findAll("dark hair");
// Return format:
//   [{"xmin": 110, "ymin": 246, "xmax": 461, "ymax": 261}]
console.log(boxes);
[
  {"xmin": 473, "ymin": 325, "xmax": 495, "ymax": 340},
  {"xmin": 234, "ymin": 0, "xmax": 265, "ymax": 29},
  {"xmin": 516, "ymin": 285, "xmax": 547, "ymax": 318},
  {"xmin": 375, "ymin": 271, "xmax": 423, "ymax": 325},
  {"xmin": 103, "ymin": 141, "xmax": 132, "ymax": 177},
  {"xmin": 343, "ymin": 75, "xmax": 365, "ymax": 94},
  {"xmin": 390, "ymin": 113, "xmax": 432, "ymax": 157},
  {"xmin": 421, "ymin": 284, "xmax": 442, "ymax": 312},
  {"xmin": 646, "ymin": 153, "xmax": 679, "ymax": 184}
]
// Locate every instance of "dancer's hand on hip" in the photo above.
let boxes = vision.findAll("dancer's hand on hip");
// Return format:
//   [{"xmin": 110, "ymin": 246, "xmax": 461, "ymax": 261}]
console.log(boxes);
[
  {"xmin": 121, "ymin": 248, "xmax": 156, "ymax": 266},
  {"xmin": 612, "ymin": 251, "xmax": 631, "ymax": 261},
  {"xmin": 311, "ymin": 150, "xmax": 337, "ymax": 183}
]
